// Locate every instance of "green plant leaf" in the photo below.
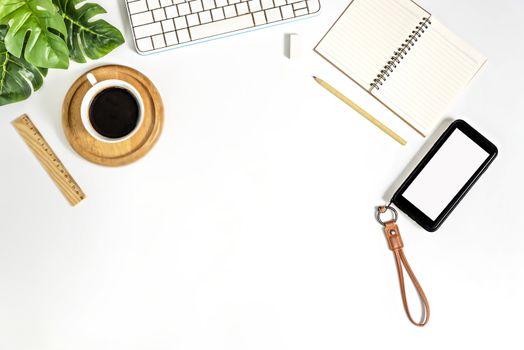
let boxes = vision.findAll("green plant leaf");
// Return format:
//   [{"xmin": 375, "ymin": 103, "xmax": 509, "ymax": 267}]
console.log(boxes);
[
  {"xmin": 0, "ymin": 0, "xmax": 69, "ymax": 69},
  {"xmin": 0, "ymin": 26, "xmax": 47, "ymax": 106},
  {"xmin": 53, "ymin": 0, "xmax": 124, "ymax": 63}
]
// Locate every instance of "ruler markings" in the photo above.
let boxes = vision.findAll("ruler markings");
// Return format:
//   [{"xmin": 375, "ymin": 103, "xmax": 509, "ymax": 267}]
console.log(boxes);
[{"xmin": 12, "ymin": 114, "xmax": 86, "ymax": 206}]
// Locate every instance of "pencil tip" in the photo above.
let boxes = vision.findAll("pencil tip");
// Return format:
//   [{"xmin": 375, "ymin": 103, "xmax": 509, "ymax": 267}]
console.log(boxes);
[{"xmin": 313, "ymin": 76, "xmax": 317, "ymax": 79}]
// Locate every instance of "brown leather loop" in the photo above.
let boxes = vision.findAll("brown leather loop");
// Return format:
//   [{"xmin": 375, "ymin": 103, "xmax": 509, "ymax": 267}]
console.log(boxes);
[{"xmin": 383, "ymin": 220, "xmax": 430, "ymax": 327}]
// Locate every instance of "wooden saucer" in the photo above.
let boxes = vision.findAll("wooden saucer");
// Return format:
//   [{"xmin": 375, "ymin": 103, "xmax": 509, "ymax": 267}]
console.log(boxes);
[{"xmin": 62, "ymin": 65, "xmax": 164, "ymax": 166}]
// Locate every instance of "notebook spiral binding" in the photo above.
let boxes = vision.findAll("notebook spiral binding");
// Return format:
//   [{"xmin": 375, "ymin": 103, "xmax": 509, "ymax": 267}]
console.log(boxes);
[{"xmin": 370, "ymin": 17, "xmax": 432, "ymax": 91}]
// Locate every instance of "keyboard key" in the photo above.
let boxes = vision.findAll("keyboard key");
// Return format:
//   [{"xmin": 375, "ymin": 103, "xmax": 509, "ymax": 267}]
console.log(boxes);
[
  {"xmin": 202, "ymin": 0, "xmax": 215, "ymax": 10},
  {"xmin": 160, "ymin": 0, "xmax": 172, "ymax": 7},
  {"xmin": 248, "ymin": 0, "xmax": 262, "ymax": 12},
  {"xmin": 131, "ymin": 11, "xmax": 154, "ymax": 26},
  {"xmin": 189, "ymin": 0, "xmax": 204, "ymax": 13},
  {"xmin": 187, "ymin": 13, "xmax": 200, "ymax": 26},
  {"xmin": 128, "ymin": 0, "xmax": 148, "ymax": 14},
  {"xmin": 293, "ymin": 1, "xmax": 306, "ymax": 10},
  {"xmin": 164, "ymin": 31, "xmax": 178, "ymax": 46},
  {"xmin": 281, "ymin": 4, "xmax": 294, "ymax": 19},
  {"xmin": 177, "ymin": 28, "xmax": 191, "ymax": 43},
  {"xmin": 134, "ymin": 22, "xmax": 163, "ymax": 38},
  {"xmin": 147, "ymin": 0, "xmax": 161, "ymax": 10},
  {"xmin": 294, "ymin": 7, "xmax": 308, "ymax": 16},
  {"xmin": 223, "ymin": 5, "xmax": 237, "ymax": 18},
  {"xmin": 165, "ymin": 5, "xmax": 178, "ymax": 18},
  {"xmin": 152, "ymin": 34, "xmax": 166, "ymax": 48},
  {"xmin": 136, "ymin": 37, "xmax": 153, "ymax": 51},
  {"xmin": 253, "ymin": 11, "xmax": 266, "ymax": 25},
  {"xmin": 216, "ymin": 0, "xmax": 228, "ymax": 7},
  {"xmin": 265, "ymin": 8, "xmax": 282, "ymax": 22},
  {"xmin": 174, "ymin": 16, "xmax": 188, "ymax": 29},
  {"xmin": 274, "ymin": 0, "xmax": 286, "ymax": 5},
  {"xmin": 261, "ymin": 0, "xmax": 273, "ymax": 10},
  {"xmin": 189, "ymin": 14, "xmax": 254, "ymax": 40},
  {"xmin": 306, "ymin": 0, "xmax": 320, "ymax": 13},
  {"xmin": 162, "ymin": 19, "xmax": 175, "ymax": 31},
  {"xmin": 236, "ymin": 2, "xmax": 249, "ymax": 15},
  {"xmin": 229, "ymin": 0, "xmax": 241, "ymax": 4},
  {"xmin": 153, "ymin": 8, "xmax": 166, "ymax": 21},
  {"xmin": 211, "ymin": 8, "xmax": 225, "ymax": 21},
  {"xmin": 177, "ymin": 2, "xmax": 190, "ymax": 15},
  {"xmin": 199, "ymin": 10, "xmax": 212, "ymax": 24}
]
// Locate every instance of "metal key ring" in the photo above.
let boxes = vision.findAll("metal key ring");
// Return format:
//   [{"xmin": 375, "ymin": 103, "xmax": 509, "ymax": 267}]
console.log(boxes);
[{"xmin": 376, "ymin": 205, "xmax": 398, "ymax": 226}]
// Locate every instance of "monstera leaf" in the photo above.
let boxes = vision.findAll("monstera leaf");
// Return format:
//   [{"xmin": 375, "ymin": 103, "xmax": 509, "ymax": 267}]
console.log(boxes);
[
  {"xmin": 0, "ymin": 0, "xmax": 123, "ymax": 107},
  {"xmin": 0, "ymin": 26, "xmax": 47, "ymax": 106},
  {"xmin": 0, "ymin": 0, "xmax": 69, "ymax": 69},
  {"xmin": 53, "ymin": 0, "xmax": 124, "ymax": 63}
]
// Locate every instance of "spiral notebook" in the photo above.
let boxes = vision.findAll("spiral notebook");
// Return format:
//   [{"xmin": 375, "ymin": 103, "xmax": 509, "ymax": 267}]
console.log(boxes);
[{"xmin": 315, "ymin": 0, "xmax": 486, "ymax": 136}]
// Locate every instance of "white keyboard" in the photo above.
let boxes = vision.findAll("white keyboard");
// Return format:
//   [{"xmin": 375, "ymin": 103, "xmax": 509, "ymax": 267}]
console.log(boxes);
[{"xmin": 125, "ymin": 0, "xmax": 321, "ymax": 54}]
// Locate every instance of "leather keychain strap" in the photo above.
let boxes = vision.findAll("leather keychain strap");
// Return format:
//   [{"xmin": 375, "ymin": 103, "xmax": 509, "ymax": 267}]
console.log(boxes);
[{"xmin": 377, "ymin": 206, "xmax": 430, "ymax": 327}]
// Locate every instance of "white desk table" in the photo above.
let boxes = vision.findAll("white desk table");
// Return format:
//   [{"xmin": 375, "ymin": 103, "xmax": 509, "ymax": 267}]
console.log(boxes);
[{"xmin": 1, "ymin": 0, "xmax": 523, "ymax": 348}]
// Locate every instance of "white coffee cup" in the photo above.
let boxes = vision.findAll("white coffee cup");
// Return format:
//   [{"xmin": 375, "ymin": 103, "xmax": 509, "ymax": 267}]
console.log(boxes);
[{"xmin": 81, "ymin": 73, "xmax": 144, "ymax": 143}]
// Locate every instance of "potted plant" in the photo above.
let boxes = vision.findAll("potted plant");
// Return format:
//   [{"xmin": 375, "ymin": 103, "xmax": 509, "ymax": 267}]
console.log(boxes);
[{"xmin": 0, "ymin": 0, "xmax": 124, "ymax": 106}]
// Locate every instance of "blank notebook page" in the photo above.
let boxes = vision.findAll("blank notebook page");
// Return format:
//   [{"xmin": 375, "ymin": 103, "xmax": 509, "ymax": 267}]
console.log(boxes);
[
  {"xmin": 316, "ymin": 0, "xmax": 429, "ymax": 88},
  {"xmin": 373, "ymin": 18, "xmax": 487, "ymax": 134}
]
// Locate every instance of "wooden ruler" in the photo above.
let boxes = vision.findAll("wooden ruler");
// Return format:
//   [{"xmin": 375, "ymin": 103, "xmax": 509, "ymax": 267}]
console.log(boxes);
[{"xmin": 12, "ymin": 114, "xmax": 86, "ymax": 206}]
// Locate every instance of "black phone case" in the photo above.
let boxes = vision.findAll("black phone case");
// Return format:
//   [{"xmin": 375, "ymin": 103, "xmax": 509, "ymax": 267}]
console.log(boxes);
[{"xmin": 391, "ymin": 120, "xmax": 498, "ymax": 232}]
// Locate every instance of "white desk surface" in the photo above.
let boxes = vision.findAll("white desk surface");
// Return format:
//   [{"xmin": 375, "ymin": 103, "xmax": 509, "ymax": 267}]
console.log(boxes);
[{"xmin": 1, "ymin": 0, "xmax": 523, "ymax": 348}]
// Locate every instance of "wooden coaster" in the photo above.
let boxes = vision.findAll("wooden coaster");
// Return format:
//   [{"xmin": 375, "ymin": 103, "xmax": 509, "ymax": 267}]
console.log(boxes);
[{"xmin": 62, "ymin": 65, "xmax": 164, "ymax": 166}]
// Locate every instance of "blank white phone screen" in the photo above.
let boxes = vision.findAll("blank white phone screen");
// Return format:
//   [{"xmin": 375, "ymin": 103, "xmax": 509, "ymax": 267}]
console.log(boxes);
[{"xmin": 403, "ymin": 129, "xmax": 489, "ymax": 220}]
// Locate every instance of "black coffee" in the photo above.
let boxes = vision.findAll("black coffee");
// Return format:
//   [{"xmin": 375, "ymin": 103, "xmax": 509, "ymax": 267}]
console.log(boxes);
[{"xmin": 89, "ymin": 87, "xmax": 139, "ymax": 139}]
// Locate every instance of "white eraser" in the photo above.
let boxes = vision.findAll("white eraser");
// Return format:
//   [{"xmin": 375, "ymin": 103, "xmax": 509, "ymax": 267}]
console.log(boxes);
[{"xmin": 287, "ymin": 33, "xmax": 301, "ymax": 59}]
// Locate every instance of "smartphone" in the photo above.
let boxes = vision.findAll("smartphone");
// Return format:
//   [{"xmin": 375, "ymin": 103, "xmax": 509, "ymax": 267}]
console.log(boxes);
[{"xmin": 391, "ymin": 120, "xmax": 498, "ymax": 232}]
